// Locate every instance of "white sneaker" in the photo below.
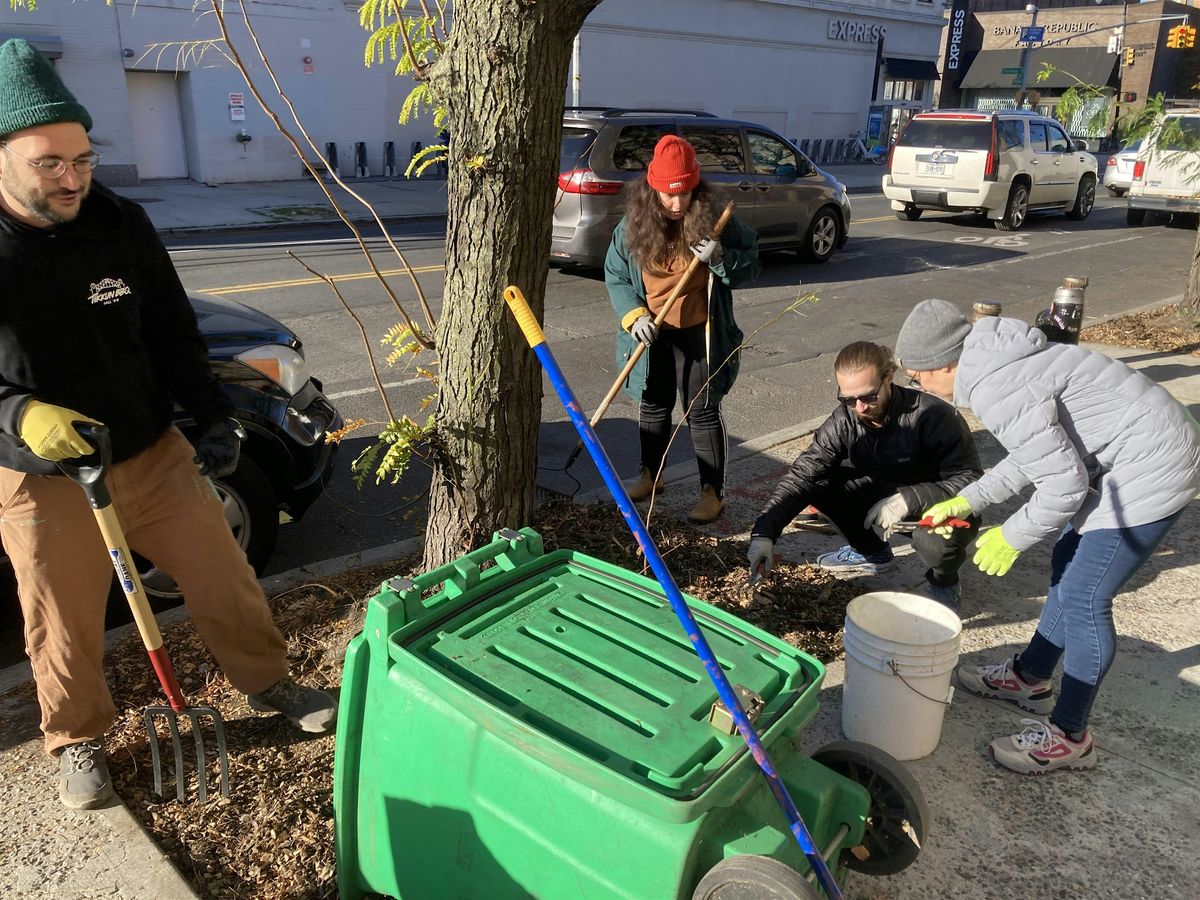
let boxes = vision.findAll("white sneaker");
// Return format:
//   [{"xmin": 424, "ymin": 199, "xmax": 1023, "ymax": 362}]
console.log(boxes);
[
  {"xmin": 957, "ymin": 655, "xmax": 1055, "ymax": 715},
  {"xmin": 814, "ymin": 545, "xmax": 896, "ymax": 577}
]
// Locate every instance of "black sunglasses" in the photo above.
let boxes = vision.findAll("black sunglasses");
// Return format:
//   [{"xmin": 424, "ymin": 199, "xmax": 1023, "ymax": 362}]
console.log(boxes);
[{"xmin": 837, "ymin": 384, "xmax": 884, "ymax": 406}]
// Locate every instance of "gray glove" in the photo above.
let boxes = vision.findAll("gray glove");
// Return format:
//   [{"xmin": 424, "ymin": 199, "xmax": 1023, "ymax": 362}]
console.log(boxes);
[
  {"xmin": 747, "ymin": 536, "xmax": 775, "ymax": 576},
  {"xmin": 865, "ymin": 493, "xmax": 909, "ymax": 542},
  {"xmin": 192, "ymin": 418, "xmax": 246, "ymax": 478},
  {"xmin": 630, "ymin": 314, "xmax": 658, "ymax": 347},
  {"xmin": 690, "ymin": 237, "xmax": 724, "ymax": 267}
]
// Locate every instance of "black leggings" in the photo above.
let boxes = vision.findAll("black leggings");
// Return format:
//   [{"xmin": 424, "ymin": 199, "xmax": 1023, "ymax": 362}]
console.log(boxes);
[{"xmin": 640, "ymin": 323, "xmax": 727, "ymax": 494}]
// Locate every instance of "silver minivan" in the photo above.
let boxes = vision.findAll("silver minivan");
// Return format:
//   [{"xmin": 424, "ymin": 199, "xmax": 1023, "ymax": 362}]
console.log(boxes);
[{"xmin": 552, "ymin": 109, "xmax": 852, "ymax": 268}]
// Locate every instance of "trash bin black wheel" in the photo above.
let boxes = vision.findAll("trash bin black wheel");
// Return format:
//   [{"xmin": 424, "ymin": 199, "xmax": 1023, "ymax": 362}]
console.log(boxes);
[
  {"xmin": 811, "ymin": 740, "xmax": 928, "ymax": 877},
  {"xmin": 692, "ymin": 855, "xmax": 822, "ymax": 899}
]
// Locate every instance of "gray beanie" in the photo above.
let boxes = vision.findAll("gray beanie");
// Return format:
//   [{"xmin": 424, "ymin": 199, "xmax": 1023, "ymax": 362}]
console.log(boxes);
[
  {"xmin": 0, "ymin": 39, "xmax": 92, "ymax": 136},
  {"xmin": 895, "ymin": 299, "xmax": 972, "ymax": 371}
]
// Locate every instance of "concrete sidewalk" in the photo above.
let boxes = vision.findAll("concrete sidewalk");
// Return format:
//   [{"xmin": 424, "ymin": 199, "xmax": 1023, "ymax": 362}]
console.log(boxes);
[
  {"xmin": 112, "ymin": 163, "xmax": 884, "ymax": 235},
  {"xmin": 2, "ymin": 343, "xmax": 1196, "ymax": 899}
]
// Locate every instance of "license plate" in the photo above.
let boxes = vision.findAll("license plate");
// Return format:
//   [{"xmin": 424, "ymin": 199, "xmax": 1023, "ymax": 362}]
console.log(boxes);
[{"xmin": 918, "ymin": 162, "xmax": 947, "ymax": 176}]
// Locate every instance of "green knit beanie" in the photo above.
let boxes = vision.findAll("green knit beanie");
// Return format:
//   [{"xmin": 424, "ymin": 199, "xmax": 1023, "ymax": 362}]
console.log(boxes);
[{"xmin": 0, "ymin": 38, "xmax": 92, "ymax": 136}]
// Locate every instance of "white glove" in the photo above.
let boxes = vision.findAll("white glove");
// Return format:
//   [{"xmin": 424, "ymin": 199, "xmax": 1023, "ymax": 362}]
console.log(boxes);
[
  {"xmin": 690, "ymin": 237, "xmax": 724, "ymax": 267},
  {"xmin": 865, "ymin": 493, "xmax": 909, "ymax": 541},
  {"xmin": 747, "ymin": 536, "xmax": 775, "ymax": 576},
  {"xmin": 630, "ymin": 314, "xmax": 658, "ymax": 347}
]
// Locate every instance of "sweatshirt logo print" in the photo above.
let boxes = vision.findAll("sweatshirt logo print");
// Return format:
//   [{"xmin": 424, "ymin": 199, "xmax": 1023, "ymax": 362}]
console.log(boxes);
[{"xmin": 88, "ymin": 277, "xmax": 133, "ymax": 306}]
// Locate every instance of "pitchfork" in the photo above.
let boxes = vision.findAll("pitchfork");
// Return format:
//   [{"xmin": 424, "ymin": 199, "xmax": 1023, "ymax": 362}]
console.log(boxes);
[{"xmin": 57, "ymin": 423, "xmax": 230, "ymax": 802}]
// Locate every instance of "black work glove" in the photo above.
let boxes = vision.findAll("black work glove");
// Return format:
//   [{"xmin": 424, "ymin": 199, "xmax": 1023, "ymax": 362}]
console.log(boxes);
[{"xmin": 192, "ymin": 418, "xmax": 246, "ymax": 478}]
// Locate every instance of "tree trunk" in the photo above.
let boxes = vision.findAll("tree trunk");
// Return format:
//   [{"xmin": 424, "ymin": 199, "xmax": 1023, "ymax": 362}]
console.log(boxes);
[
  {"xmin": 422, "ymin": 0, "xmax": 601, "ymax": 568},
  {"xmin": 1184, "ymin": 224, "xmax": 1200, "ymax": 319}
]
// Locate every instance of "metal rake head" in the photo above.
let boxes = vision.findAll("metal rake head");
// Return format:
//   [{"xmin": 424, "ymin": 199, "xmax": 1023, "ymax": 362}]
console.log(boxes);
[{"xmin": 144, "ymin": 704, "xmax": 231, "ymax": 802}]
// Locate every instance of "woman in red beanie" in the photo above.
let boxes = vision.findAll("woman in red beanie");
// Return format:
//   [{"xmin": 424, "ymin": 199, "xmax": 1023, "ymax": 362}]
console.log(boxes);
[{"xmin": 605, "ymin": 134, "xmax": 760, "ymax": 523}]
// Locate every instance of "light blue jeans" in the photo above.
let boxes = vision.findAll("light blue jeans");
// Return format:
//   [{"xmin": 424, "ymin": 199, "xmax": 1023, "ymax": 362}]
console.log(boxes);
[{"xmin": 1018, "ymin": 509, "xmax": 1185, "ymax": 733}]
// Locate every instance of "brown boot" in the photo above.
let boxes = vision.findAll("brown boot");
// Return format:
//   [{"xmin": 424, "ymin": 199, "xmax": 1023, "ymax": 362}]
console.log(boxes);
[
  {"xmin": 687, "ymin": 485, "xmax": 725, "ymax": 524},
  {"xmin": 627, "ymin": 467, "xmax": 665, "ymax": 502}
]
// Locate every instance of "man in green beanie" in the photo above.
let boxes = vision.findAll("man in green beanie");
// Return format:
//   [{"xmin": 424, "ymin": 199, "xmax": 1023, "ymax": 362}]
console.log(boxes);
[{"xmin": 0, "ymin": 38, "xmax": 337, "ymax": 810}]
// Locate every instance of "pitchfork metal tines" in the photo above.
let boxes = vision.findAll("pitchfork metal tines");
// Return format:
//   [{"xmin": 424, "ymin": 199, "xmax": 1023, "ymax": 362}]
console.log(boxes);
[{"xmin": 57, "ymin": 423, "xmax": 231, "ymax": 802}]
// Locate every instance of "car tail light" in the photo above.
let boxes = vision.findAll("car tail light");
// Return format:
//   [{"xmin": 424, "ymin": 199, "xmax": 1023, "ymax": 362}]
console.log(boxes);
[
  {"xmin": 557, "ymin": 168, "xmax": 623, "ymax": 195},
  {"xmin": 1106, "ymin": 156, "xmax": 1118, "ymax": 167},
  {"xmin": 984, "ymin": 121, "xmax": 999, "ymax": 182},
  {"xmin": 1133, "ymin": 160, "xmax": 1146, "ymax": 181}
]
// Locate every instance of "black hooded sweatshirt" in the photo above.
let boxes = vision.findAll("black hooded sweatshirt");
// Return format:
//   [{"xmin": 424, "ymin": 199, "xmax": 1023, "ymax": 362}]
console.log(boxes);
[{"xmin": 0, "ymin": 183, "xmax": 231, "ymax": 474}]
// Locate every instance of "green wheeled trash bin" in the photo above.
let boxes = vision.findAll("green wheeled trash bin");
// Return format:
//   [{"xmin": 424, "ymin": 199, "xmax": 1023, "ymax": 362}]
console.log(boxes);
[{"xmin": 334, "ymin": 528, "xmax": 925, "ymax": 899}]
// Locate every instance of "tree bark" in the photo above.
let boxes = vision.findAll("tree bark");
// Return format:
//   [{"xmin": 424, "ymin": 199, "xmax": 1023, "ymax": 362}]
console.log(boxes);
[
  {"xmin": 1185, "ymin": 225, "xmax": 1200, "ymax": 319},
  {"xmin": 422, "ymin": 0, "xmax": 601, "ymax": 568}
]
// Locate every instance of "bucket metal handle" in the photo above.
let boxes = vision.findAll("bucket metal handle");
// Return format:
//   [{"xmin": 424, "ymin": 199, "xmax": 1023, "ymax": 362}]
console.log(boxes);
[{"xmin": 886, "ymin": 658, "xmax": 955, "ymax": 706}]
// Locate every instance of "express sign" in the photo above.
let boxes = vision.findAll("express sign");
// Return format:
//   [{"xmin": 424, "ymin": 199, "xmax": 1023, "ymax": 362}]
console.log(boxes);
[
  {"xmin": 944, "ymin": 0, "xmax": 970, "ymax": 72},
  {"xmin": 828, "ymin": 19, "xmax": 887, "ymax": 43}
]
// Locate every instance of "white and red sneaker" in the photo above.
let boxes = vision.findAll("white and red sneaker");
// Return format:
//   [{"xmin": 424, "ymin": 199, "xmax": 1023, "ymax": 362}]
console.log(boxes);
[
  {"xmin": 957, "ymin": 654, "xmax": 1054, "ymax": 715},
  {"xmin": 990, "ymin": 719, "xmax": 1097, "ymax": 775}
]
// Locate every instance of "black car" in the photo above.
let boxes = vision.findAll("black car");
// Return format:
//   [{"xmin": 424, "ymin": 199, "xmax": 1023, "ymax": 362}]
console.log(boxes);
[{"xmin": 135, "ymin": 292, "xmax": 342, "ymax": 597}]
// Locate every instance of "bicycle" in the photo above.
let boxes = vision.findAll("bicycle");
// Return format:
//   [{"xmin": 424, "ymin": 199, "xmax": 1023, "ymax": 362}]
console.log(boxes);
[{"xmin": 848, "ymin": 131, "xmax": 889, "ymax": 165}]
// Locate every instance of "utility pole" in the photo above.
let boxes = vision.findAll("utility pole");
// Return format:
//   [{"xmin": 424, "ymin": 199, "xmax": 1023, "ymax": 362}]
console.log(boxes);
[
  {"xmin": 1111, "ymin": 0, "xmax": 1129, "ymax": 152},
  {"xmin": 1014, "ymin": 3, "xmax": 1039, "ymax": 109}
]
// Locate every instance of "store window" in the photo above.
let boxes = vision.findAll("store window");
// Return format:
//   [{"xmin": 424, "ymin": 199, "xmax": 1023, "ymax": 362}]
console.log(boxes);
[{"xmin": 883, "ymin": 80, "xmax": 925, "ymax": 102}]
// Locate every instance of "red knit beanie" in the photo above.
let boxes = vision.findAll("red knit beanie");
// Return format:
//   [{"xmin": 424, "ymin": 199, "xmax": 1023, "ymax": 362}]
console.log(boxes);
[{"xmin": 646, "ymin": 135, "xmax": 700, "ymax": 194}]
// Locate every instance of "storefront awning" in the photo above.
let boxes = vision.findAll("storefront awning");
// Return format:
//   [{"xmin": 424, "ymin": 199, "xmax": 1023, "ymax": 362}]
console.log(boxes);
[
  {"xmin": 884, "ymin": 57, "xmax": 941, "ymax": 81},
  {"xmin": 0, "ymin": 33, "xmax": 63, "ymax": 59},
  {"xmin": 960, "ymin": 47, "xmax": 1117, "ymax": 90}
]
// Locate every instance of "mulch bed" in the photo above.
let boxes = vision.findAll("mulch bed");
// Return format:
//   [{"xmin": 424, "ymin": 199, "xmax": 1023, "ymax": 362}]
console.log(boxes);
[
  {"xmin": 1081, "ymin": 303, "xmax": 1200, "ymax": 355},
  {"xmin": 48, "ymin": 500, "xmax": 856, "ymax": 900}
]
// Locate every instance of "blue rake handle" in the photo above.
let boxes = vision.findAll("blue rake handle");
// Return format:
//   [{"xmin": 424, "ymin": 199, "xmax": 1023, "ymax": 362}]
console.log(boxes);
[{"xmin": 502, "ymin": 286, "xmax": 843, "ymax": 900}]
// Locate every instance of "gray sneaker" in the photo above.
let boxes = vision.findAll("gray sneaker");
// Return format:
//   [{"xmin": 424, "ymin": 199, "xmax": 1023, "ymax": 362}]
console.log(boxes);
[
  {"xmin": 58, "ymin": 740, "xmax": 113, "ymax": 810},
  {"xmin": 247, "ymin": 677, "xmax": 338, "ymax": 734},
  {"xmin": 921, "ymin": 580, "xmax": 961, "ymax": 611}
]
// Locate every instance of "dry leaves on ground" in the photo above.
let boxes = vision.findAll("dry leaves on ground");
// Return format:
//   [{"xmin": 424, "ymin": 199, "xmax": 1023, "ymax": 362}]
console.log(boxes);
[
  {"xmin": 95, "ymin": 500, "xmax": 856, "ymax": 899},
  {"xmin": 1081, "ymin": 303, "xmax": 1200, "ymax": 355}
]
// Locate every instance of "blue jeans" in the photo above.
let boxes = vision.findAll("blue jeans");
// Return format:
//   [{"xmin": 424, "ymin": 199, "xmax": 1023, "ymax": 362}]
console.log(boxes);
[{"xmin": 1018, "ymin": 510, "xmax": 1184, "ymax": 733}]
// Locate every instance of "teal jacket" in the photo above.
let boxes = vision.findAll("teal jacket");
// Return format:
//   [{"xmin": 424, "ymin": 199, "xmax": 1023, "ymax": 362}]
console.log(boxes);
[{"xmin": 604, "ymin": 214, "xmax": 760, "ymax": 404}]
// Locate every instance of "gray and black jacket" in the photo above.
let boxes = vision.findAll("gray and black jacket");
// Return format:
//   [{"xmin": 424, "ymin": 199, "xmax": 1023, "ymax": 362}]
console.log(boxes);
[{"xmin": 753, "ymin": 384, "xmax": 982, "ymax": 541}]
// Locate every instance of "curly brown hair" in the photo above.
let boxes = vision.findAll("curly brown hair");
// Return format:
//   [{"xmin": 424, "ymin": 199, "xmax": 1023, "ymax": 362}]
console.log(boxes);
[{"xmin": 622, "ymin": 176, "xmax": 717, "ymax": 274}]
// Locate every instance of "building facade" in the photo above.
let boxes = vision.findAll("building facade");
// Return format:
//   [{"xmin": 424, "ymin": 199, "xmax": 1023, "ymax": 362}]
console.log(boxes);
[
  {"xmin": 0, "ymin": 0, "xmax": 436, "ymax": 186},
  {"xmin": 0, "ymin": 0, "xmax": 947, "ymax": 185},
  {"xmin": 938, "ymin": 0, "xmax": 1200, "ymax": 143},
  {"xmin": 575, "ymin": 0, "xmax": 945, "ymax": 149}
]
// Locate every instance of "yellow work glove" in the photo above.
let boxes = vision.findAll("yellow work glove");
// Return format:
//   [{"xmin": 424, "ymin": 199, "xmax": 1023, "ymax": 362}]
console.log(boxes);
[
  {"xmin": 18, "ymin": 400, "xmax": 102, "ymax": 461},
  {"xmin": 973, "ymin": 526, "xmax": 1021, "ymax": 577},
  {"xmin": 922, "ymin": 495, "xmax": 973, "ymax": 539}
]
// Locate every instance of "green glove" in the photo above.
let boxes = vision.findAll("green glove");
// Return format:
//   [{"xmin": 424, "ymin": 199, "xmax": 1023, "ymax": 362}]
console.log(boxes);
[
  {"xmin": 922, "ymin": 495, "xmax": 973, "ymax": 539},
  {"xmin": 973, "ymin": 526, "xmax": 1021, "ymax": 577},
  {"xmin": 18, "ymin": 400, "xmax": 102, "ymax": 461}
]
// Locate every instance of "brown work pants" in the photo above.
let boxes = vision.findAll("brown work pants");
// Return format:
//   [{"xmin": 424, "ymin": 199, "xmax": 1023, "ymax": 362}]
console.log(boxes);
[{"xmin": 0, "ymin": 427, "xmax": 289, "ymax": 754}]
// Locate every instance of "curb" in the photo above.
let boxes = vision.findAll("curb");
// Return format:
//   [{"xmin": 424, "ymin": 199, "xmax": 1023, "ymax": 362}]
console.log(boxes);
[
  {"xmin": 0, "ymin": 536, "xmax": 422, "ymax": 900},
  {"xmin": 155, "ymin": 212, "xmax": 447, "ymax": 239}
]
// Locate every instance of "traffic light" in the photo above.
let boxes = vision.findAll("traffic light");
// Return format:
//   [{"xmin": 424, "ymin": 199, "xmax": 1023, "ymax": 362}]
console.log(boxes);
[
  {"xmin": 1168, "ymin": 24, "xmax": 1181, "ymax": 49},
  {"xmin": 1124, "ymin": 46, "xmax": 1135, "ymax": 66},
  {"xmin": 1184, "ymin": 25, "xmax": 1197, "ymax": 48}
]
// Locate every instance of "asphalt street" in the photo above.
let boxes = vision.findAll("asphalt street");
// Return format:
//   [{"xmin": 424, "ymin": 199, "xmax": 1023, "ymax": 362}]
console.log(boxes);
[{"xmin": 159, "ymin": 191, "xmax": 1197, "ymax": 575}]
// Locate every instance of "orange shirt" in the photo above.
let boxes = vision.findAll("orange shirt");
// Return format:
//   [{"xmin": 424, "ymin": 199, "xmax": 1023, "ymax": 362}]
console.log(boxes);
[{"xmin": 641, "ymin": 255, "xmax": 709, "ymax": 328}]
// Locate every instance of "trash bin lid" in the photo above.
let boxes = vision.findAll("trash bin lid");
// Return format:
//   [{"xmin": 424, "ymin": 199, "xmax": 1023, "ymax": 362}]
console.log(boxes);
[{"xmin": 408, "ymin": 558, "xmax": 811, "ymax": 797}]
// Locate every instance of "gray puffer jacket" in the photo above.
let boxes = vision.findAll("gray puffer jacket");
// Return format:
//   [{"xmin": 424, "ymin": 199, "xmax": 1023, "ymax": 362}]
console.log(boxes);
[{"xmin": 956, "ymin": 317, "xmax": 1200, "ymax": 551}]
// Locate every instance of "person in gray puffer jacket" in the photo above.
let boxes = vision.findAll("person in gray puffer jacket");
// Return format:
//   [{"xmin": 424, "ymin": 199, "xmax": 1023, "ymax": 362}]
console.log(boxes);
[{"xmin": 896, "ymin": 299, "xmax": 1200, "ymax": 776}]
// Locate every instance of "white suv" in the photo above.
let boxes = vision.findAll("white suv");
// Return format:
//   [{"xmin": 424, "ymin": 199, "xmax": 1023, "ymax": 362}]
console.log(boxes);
[
  {"xmin": 883, "ymin": 109, "xmax": 1098, "ymax": 231},
  {"xmin": 1126, "ymin": 109, "xmax": 1200, "ymax": 226}
]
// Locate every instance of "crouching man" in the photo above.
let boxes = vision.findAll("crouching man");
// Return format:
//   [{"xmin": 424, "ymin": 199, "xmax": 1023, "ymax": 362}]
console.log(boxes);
[{"xmin": 747, "ymin": 341, "xmax": 981, "ymax": 608}]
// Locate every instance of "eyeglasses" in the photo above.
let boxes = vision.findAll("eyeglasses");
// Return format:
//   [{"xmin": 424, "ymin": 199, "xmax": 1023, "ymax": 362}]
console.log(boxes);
[
  {"xmin": 905, "ymin": 371, "xmax": 924, "ymax": 388},
  {"xmin": 837, "ymin": 384, "xmax": 884, "ymax": 406},
  {"xmin": 1, "ymin": 144, "xmax": 101, "ymax": 179}
]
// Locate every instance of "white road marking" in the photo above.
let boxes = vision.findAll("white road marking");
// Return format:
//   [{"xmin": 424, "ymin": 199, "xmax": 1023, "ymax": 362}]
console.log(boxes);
[{"xmin": 326, "ymin": 377, "xmax": 428, "ymax": 400}]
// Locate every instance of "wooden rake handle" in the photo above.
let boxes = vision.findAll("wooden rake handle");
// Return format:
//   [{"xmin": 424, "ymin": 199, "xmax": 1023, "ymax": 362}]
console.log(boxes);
[{"xmin": 589, "ymin": 200, "xmax": 736, "ymax": 429}]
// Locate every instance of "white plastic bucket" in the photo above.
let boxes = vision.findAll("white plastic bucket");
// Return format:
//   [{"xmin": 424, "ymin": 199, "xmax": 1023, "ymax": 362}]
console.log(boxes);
[{"xmin": 841, "ymin": 591, "xmax": 962, "ymax": 760}]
